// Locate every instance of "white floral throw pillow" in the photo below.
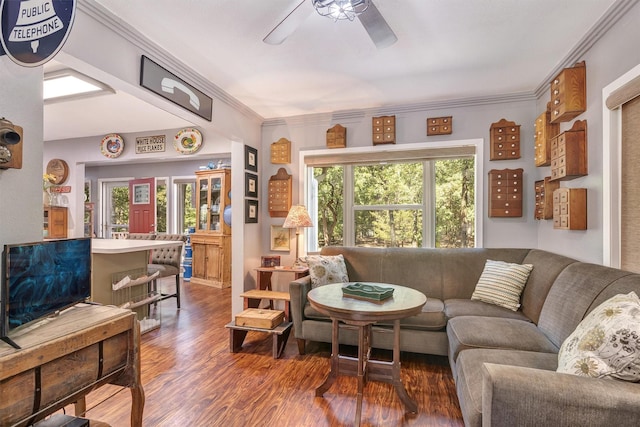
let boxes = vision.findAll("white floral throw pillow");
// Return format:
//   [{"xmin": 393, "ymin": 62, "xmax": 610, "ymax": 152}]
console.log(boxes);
[
  {"xmin": 305, "ymin": 255, "xmax": 349, "ymax": 289},
  {"xmin": 557, "ymin": 291, "xmax": 640, "ymax": 381}
]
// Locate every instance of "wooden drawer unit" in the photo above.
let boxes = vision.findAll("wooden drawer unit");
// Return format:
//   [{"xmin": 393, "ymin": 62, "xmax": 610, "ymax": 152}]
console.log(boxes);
[
  {"xmin": 534, "ymin": 177, "xmax": 560, "ymax": 220},
  {"xmin": 550, "ymin": 61, "xmax": 586, "ymax": 123},
  {"xmin": 268, "ymin": 167, "xmax": 292, "ymax": 217},
  {"xmin": 550, "ymin": 120, "xmax": 587, "ymax": 181},
  {"xmin": 426, "ymin": 116, "xmax": 452, "ymax": 136},
  {"xmin": 534, "ymin": 108, "xmax": 560, "ymax": 166},
  {"xmin": 488, "ymin": 168, "xmax": 523, "ymax": 217},
  {"xmin": 326, "ymin": 124, "xmax": 347, "ymax": 148},
  {"xmin": 372, "ymin": 115, "xmax": 396, "ymax": 145},
  {"xmin": 553, "ymin": 188, "xmax": 587, "ymax": 230},
  {"xmin": 270, "ymin": 138, "xmax": 291, "ymax": 164},
  {"xmin": 490, "ymin": 119, "xmax": 520, "ymax": 160}
]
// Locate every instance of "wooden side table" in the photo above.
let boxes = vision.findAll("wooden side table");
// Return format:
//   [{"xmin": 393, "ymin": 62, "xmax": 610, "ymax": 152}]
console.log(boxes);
[
  {"xmin": 255, "ymin": 266, "xmax": 309, "ymax": 291},
  {"xmin": 308, "ymin": 283, "xmax": 426, "ymax": 427}
]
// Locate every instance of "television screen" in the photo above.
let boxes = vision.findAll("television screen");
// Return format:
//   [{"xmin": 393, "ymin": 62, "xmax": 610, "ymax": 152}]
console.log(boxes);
[{"xmin": 1, "ymin": 238, "xmax": 92, "ymax": 338}]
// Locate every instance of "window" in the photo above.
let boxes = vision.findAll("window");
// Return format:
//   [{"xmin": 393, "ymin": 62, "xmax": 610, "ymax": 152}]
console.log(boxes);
[
  {"xmin": 304, "ymin": 141, "xmax": 479, "ymax": 251},
  {"xmin": 175, "ymin": 180, "xmax": 196, "ymax": 233}
]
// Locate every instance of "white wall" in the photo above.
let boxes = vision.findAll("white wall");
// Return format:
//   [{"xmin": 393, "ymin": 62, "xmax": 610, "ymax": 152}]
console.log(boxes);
[
  {"xmin": 0, "ymin": 60, "xmax": 44, "ymax": 247},
  {"xmin": 534, "ymin": 1, "xmax": 640, "ymax": 264},
  {"xmin": 260, "ymin": 1, "xmax": 640, "ymax": 267},
  {"xmin": 261, "ymin": 97, "xmax": 539, "ymax": 267}
]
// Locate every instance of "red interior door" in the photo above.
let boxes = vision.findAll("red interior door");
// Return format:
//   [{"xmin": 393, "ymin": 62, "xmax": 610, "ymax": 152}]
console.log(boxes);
[{"xmin": 129, "ymin": 177, "xmax": 156, "ymax": 233}]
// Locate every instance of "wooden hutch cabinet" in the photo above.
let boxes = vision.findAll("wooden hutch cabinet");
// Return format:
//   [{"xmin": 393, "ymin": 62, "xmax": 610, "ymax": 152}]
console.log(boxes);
[
  {"xmin": 191, "ymin": 169, "xmax": 232, "ymax": 288},
  {"xmin": 44, "ymin": 206, "xmax": 68, "ymax": 239}
]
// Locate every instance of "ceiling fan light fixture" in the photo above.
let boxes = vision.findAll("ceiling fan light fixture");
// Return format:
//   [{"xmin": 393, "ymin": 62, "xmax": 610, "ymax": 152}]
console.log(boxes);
[{"xmin": 312, "ymin": 0, "xmax": 370, "ymax": 22}]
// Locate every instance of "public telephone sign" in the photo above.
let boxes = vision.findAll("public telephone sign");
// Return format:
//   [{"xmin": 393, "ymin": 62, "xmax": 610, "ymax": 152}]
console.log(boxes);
[{"xmin": 0, "ymin": 0, "xmax": 76, "ymax": 67}]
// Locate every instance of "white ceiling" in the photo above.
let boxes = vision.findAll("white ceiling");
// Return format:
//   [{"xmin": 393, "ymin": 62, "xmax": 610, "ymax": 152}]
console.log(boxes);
[{"xmin": 44, "ymin": 0, "xmax": 617, "ymax": 142}]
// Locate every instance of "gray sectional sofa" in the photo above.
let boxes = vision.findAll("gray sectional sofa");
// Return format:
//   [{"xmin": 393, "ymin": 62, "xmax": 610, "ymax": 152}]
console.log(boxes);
[{"xmin": 289, "ymin": 246, "xmax": 640, "ymax": 427}]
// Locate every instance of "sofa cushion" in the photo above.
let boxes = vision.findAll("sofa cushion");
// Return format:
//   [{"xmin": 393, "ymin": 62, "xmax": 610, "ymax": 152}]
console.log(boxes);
[
  {"xmin": 447, "ymin": 316, "xmax": 558, "ymax": 364},
  {"xmin": 444, "ymin": 299, "xmax": 532, "ymax": 322},
  {"xmin": 455, "ymin": 349, "xmax": 558, "ymax": 427},
  {"xmin": 557, "ymin": 291, "xmax": 640, "ymax": 381},
  {"xmin": 378, "ymin": 298, "xmax": 447, "ymax": 331},
  {"xmin": 305, "ymin": 254, "xmax": 349, "ymax": 288},
  {"xmin": 471, "ymin": 260, "xmax": 533, "ymax": 311}
]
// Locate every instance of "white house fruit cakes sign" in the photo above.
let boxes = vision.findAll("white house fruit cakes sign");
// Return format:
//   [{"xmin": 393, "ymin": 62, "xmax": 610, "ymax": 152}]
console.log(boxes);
[{"xmin": 0, "ymin": 0, "xmax": 76, "ymax": 67}]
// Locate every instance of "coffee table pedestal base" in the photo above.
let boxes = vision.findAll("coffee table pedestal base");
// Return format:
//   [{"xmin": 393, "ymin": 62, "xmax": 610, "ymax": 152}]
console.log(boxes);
[{"xmin": 315, "ymin": 318, "xmax": 417, "ymax": 426}]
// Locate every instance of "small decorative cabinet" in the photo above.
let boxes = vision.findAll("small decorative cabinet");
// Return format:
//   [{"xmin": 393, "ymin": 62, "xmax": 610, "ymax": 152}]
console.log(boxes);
[
  {"xmin": 490, "ymin": 119, "xmax": 520, "ymax": 160},
  {"xmin": 488, "ymin": 168, "xmax": 523, "ymax": 217},
  {"xmin": 192, "ymin": 169, "xmax": 232, "ymax": 288},
  {"xmin": 44, "ymin": 206, "xmax": 67, "ymax": 239},
  {"xmin": 326, "ymin": 124, "xmax": 347, "ymax": 149},
  {"xmin": 268, "ymin": 167, "xmax": 292, "ymax": 218},
  {"xmin": 553, "ymin": 188, "xmax": 587, "ymax": 230},
  {"xmin": 550, "ymin": 120, "xmax": 587, "ymax": 181},
  {"xmin": 270, "ymin": 138, "xmax": 291, "ymax": 164},
  {"xmin": 534, "ymin": 177, "xmax": 560, "ymax": 220},
  {"xmin": 372, "ymin": 116, "xmax": 396, "ymax": 145},
  {"xmin": 426, "ymin": 116, "xmax": 452, "ymax": 136},
  {"xmin": 534, "ymin": 107, "xmax": 560, "ymax": 166},
  {"xmin": 550, "ymin": 61, "xmax": 586, "ymax": 123}
]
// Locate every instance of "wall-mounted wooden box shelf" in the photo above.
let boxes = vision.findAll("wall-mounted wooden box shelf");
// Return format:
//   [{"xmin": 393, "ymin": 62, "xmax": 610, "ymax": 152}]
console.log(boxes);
[
  {"xmin": 550, "ymin": 120, "xmax": 587, "ymax": 181},
  {"xmin": 426, "ymin": 116, "xmax": 452, "ymax": 135},
  {"xmin": 550, "ymin": 61, "xmax": 586, "ymax": 124},
  {"xmin": 534, "ymin": 177, "xmax": 560, "ymax": 220},
  {"xmin": 372, "ymin": 116, "xmax": 396, "ymax": 145},
  {"xmin": 553, "ymin": 188, "xmax": 587, "ymax": 230},
  {"xmin": 268, "ymin": 167, "xmax": 292, "ymax": 217},
  {"xmin": 490, "ymin": 119, "xmax": 520, "ymax": 160},
  {"xmin": 534, "ymin": 107, "xmax": 560, "ymax": 167},
  {"xmin": 326, "ymin": 124, "xmax": 346, "ymax": 148},
  {"xmin": 270, "ymin": 138, "xmax": 291, "ymax": 164},
  {"xmin": 488, "ymin": 168, "xmax": 523, "ymax": 217}
]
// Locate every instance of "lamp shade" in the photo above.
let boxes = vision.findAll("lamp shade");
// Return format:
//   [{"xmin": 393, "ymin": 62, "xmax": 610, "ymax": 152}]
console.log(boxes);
[{"xmin": 282, "ymin": 205, "xmax": 313, "ymax": 229}]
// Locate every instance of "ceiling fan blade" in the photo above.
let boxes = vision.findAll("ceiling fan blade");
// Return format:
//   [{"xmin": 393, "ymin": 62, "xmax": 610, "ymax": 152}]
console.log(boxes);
[
  {"xmin": 263, "ymin": 1, "xmax": 314, "ymax": 45},
  {"xmin": 357, "ymin": 1, "xmax": 397, "ymax": 49}
]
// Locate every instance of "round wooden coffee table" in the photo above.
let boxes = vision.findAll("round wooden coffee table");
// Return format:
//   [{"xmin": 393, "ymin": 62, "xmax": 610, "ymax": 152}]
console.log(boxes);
[{"xmin": 308, "ymin": 282, "xmax": 427, "ymax": 426}]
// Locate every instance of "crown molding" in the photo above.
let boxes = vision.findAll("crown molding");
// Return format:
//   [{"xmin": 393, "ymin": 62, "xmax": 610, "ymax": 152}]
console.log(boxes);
[
  {"xmin": 78, "ymin": 1, "xmax": 263, "ymax": 123},
  {"xmin": 534, "ymin": 0, "xmax": 639, "ymax": 98},
  {"xmin": 262, "ymin": 92, "xmax": 536, "ymax": 128}
]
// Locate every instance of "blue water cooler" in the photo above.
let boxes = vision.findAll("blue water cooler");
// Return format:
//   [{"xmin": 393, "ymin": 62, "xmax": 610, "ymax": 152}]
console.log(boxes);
[{"xmin": 182, "ymin": 227, "xmax": 195, "ymax": 281}]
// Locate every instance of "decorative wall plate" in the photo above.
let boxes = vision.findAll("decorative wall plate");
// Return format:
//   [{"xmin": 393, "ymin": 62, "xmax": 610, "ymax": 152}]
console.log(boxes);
[
  {"xmin": 100, "ymin": 134, "xmax": 124, "ymax": 158},
  {"xmin": 174, "ymin": 128, "xmax": 202, "ymax": 154}
]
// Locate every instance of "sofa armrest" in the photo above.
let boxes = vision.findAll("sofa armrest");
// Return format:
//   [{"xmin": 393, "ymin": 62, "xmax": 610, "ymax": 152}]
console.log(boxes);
[
  {"xmin": 482, "ymin": 363, "xmax": 640, "ymax": 427},
  {"xmin": 289, "ymin": 276, "xmax": 312, "ymax": 338}
]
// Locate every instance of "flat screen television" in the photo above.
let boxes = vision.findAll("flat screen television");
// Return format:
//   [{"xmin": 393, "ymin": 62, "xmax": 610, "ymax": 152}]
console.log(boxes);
[{"xmin": 1, "ymin": 238, "xmax": 92, "ymax": 348}]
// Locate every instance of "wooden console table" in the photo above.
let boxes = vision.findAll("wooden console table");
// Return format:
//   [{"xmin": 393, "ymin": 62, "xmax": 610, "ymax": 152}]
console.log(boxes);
[{"xmin": 0, "ymin": 304, "xmax": 144, "ymax": 427}]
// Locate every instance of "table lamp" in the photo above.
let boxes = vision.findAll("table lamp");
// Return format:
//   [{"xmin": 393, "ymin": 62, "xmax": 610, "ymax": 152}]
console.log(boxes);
[{"xmin": 282, "ymin": 205, "xmax": 313, "ymax": 262}]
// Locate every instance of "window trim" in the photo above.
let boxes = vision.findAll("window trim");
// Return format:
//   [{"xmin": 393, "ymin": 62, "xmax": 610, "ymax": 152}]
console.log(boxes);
[{"xmin": 299, "ymin": 139, "xmax": 484, "ymax": 253}]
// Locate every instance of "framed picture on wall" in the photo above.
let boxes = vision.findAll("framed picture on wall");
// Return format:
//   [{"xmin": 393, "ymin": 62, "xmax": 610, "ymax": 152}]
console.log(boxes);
[
  {"xmin": 245, "ymin": 172, "xmax": 258, "ymax": 198},
  {"xmin": 245, "ymin": 199, "xmax": 258, "ymax": 223},
  {"xmin": 270, "ymin": 225, "xmax": 290, "ymax": 251},
  {"xmin": 245, "ymin": 145, "xmax": 258, "ymax": 172}
]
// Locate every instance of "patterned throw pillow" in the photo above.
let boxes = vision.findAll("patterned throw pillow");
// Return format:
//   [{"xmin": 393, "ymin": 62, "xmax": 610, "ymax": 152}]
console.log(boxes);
[
  {"xmin": 557, "ymin": 291, "xmax": 640, "ymax": 381},
  {"xmin": 470, "ymin": 259, "xmax": 533, "ymax": 311},
  {"xmin": 305, "ymin": 255, "xmax": 349, "ymax": 289}
]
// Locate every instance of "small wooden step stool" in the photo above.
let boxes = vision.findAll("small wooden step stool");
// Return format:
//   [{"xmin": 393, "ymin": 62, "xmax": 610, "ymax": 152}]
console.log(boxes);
[{"xmin": 240, "ymin": 289, "xmax": 290, "ymax": 321}]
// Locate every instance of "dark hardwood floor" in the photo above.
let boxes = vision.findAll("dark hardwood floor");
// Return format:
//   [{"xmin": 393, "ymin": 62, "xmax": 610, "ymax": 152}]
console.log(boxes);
[{"xmin": 73, "ymin": 278, "xmax": 464, "ymax": 426}]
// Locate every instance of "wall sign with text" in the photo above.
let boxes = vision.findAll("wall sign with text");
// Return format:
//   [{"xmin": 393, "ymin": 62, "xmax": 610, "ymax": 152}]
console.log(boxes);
[{"xmin": 0, "ymin": 0, "xmax": 76, "ymax": 67}]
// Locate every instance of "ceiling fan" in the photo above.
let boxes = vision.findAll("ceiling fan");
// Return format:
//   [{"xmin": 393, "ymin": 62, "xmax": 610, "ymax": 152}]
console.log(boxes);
[{"xmin": 263, "ymin": 0, "xmax": 397, "ymax": 49}]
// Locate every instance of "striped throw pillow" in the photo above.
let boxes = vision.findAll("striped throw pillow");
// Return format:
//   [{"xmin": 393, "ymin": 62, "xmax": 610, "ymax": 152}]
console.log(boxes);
[{"xmin": 471, "ymin": 260, "xmax": 533, "ymax": 311}]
